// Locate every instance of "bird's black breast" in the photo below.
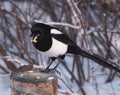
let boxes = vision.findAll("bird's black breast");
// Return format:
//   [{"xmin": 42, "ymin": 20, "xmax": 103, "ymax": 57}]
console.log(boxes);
[{"xmin": 33, "ymin": 37, "xmax": 52, "ymax": 52}]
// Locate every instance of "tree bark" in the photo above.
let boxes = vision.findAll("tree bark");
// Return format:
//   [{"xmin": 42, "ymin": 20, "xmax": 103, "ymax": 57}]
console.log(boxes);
[{"xmin": 10, "ymin": 65, "xmax": 58, "ymax": 95}]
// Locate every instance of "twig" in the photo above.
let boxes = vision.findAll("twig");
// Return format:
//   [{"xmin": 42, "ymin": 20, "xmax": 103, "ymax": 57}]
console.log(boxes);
[
  {"xmin": 34, "ymin": 20, "xmax": 81, "ymax": 29},
  {"xmin": 1, "ymin": 56, "xmax": 24, "ymax": 66},
  {"xmin": 58, "ymin": 77, "xmax": 73, "ymax": 93},
  {"xmin": 58, "ymin": 89, "xmax": 73, "ymax": 95},
  {"xmin": 0, "ymin": 73, "xmax": 10, "ymax": 78}
]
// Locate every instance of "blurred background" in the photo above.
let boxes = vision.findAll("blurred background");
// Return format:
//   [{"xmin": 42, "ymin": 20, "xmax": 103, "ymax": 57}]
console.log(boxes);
[{"xmin": 0, "ymin": 0, "xmax": 120, "ymax": 95}]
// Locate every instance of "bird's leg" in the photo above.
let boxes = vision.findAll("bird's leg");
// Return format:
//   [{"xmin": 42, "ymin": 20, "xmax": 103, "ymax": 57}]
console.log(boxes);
[
  {"xmin": 43, "ymin": 55, "xmax": 65, "ymax": 72},
  {"xmin": 50, "ymin": 62, "xmax": 60, "ymax": 70},
  {"xmin": 44, "ymin": 57, "xmax": 56, "ymax": 71},
  {"xmin": 50, "ymin": 55, "xmax": 65, "ymax": 70}
]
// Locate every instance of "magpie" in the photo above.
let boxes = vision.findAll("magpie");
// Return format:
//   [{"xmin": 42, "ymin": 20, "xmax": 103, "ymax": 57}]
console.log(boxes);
[{"xmin": 30, "ymin": 23, "xmax": 120, "ymax": 73}]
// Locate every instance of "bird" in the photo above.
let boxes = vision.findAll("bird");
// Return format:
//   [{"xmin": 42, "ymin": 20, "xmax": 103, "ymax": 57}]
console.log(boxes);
[{"xmin": 30, "ymin": 22, "xmax": 120, "ymax": 73}]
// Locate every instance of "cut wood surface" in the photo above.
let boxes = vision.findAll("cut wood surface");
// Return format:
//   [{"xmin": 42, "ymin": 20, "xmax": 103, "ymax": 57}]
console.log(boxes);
[{"xmin": 10, "ymin": 65, "xmax": 58, "ymax": 95}]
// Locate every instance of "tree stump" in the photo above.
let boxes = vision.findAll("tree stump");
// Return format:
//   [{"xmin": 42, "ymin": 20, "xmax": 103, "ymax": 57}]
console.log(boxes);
[{"xmin": 10, "ymin": 65, "xmax": 58, "ymax": 95}]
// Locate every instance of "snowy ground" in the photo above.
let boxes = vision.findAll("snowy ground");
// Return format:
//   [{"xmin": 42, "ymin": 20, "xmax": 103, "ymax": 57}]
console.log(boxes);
[{"xmin": 0, "ymin": 75, "xmax": 120, "ymax": 95}]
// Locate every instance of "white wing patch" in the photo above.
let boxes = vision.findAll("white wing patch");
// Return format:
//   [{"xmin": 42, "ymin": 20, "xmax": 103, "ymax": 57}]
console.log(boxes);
[{"xmin": 51, "ymin": 29, "xmax": 63, "ymax": 34}]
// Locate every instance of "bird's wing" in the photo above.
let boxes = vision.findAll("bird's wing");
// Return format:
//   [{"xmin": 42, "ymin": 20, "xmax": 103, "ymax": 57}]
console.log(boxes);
[
  {"xmin": 50, "ymin": 28, "xmax": 75, "ymax": 46},
  {"xmin": 51, "ymin": 33, "xmax": 76, "ymax": 46}
]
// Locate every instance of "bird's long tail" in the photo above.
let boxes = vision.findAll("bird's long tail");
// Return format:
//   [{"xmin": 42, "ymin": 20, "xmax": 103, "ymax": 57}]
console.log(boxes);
[
  {"xmin": 68, "ymin": 46, "xmax": 120, "ymax": 73},
  {"xmin": 80, "ymin": 49, "xmax": 120, "ymax": 73}
]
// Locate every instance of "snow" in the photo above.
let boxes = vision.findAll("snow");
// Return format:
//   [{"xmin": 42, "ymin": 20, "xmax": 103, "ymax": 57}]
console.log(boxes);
[
  {"xmin": 84, "ymin": 78, "xmax": 120, "ymax": 95},
  {"xmin": 0, "ymin": 76, "xmax": 11, "ymax": 95}
]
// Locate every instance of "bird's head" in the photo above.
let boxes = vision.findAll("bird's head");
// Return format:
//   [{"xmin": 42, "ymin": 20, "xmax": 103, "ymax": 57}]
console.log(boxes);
[{"xmin": 30, "ymin": 23, "xmax": 51, "ymax": 43}]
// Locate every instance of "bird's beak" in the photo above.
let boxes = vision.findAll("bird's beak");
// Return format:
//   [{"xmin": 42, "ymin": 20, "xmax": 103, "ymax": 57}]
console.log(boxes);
[{"xmin": 31, "ymin": 34, "xmax": 40, "ymax": 43}]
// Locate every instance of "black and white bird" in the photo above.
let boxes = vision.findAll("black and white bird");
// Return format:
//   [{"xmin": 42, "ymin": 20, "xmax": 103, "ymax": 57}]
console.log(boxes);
[{"xmin": 30, "ymin": 23, "xmax": 120, "ymax": 73}]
